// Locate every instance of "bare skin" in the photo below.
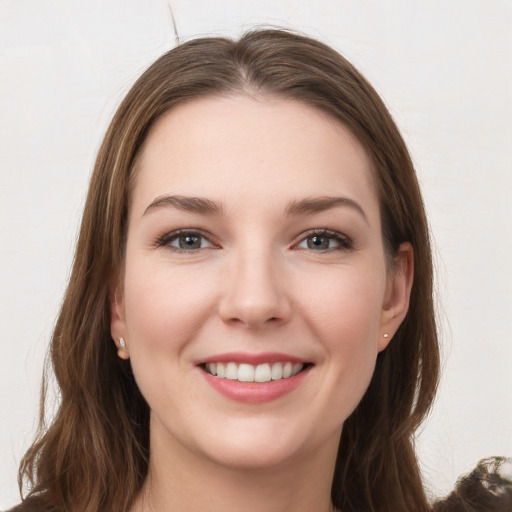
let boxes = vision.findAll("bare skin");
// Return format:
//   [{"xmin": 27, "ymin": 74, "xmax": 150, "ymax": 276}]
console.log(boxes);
[{"xmin": 112, "ymin": 94, "xmax": 413, "ymax": 512}]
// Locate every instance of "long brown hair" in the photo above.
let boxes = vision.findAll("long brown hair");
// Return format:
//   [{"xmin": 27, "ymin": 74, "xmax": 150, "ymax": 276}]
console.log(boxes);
[{"xmin": 16, "ymin": 29, "xmax": 439, "ymax": 512}]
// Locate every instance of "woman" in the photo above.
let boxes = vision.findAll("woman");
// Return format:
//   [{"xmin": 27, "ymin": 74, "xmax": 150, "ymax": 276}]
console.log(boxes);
[{"xmin": 12, "ymin": 29, "xmax": 511, "ymax": 512}]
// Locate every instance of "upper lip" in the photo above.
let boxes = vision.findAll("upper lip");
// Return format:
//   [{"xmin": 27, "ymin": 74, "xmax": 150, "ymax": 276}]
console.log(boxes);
[{"xmin": 197, "ymin": 352, "xmax": 309, "ymax": 366}]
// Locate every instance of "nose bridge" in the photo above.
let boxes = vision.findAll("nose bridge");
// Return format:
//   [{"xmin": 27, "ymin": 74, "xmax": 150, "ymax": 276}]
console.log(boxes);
[{"xmin": 218, "ymin": 238, "xmax": 291, "ymax": 328}]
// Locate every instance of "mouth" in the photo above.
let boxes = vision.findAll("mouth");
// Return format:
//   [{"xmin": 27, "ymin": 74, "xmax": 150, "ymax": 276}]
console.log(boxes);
[
  {"xmin": 197, "ymin": 352, "xmax": 313, "ymax": 403},
  {"xmin": 201, "ymin": 361, "xmax": 310, "ymax": 383}
]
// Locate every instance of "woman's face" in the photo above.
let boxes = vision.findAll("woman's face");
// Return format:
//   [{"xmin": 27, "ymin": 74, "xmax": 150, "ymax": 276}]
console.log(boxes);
[{"xmin": 111, "ymin": 95, "xmax": 412, "ymax": 470}]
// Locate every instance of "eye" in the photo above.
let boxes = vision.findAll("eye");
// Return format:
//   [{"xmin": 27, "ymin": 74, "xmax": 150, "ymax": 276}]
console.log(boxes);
[
  {"xmin": 295, "ymin": 230, "xmax": 352, "ymax": 252},
  {"xmin": 155, "ymin": 230, "xmax": 215, "ymax": 252}
]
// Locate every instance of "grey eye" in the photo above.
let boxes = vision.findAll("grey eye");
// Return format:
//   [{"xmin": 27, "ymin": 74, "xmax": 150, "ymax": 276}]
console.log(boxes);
[
  {"xmin": 296, "ymin": 231, "xmax": 352, "ymax": 252},
  {"xmin": 165, "ymin": 232, "xmax": 213, "ymax": 251},
  {"xmin": 156, "ymin": 229, "xmax": 217, "ymax": 252},
  {"xmin": 307, "ymin": 235, "xmax": 330, "ymax": 250},
  {"xmin": 178, "ymin": 235, "xmax": 201, "ymax": 249}
]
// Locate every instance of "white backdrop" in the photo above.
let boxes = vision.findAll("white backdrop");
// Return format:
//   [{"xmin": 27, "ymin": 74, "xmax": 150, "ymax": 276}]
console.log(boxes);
[{"xmin": 1, "ymin": 0, "xmax": 511, "ymax": 508}]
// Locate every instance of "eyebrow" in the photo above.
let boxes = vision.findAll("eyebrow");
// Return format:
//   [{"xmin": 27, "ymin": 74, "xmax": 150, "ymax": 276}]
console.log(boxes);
[
  {"xmin": 285, "ymin": 196, "xmax": 369, "ymax": 224},
  {"xmin": 143, "ymin": 195, "xmax": 224, "ymax": 216},
  {"xmin": 143, "ymin": 194, "xmax": 368, "ymax": 224}
]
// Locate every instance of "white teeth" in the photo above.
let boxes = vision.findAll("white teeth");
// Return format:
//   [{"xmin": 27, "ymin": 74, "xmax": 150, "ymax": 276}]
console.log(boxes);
[
  {"xmin": 292, "ymin": 363, "xmax": 303, "ymax": 376},
  {"xmin": 204, "ymin": 361, "xmax": 305, "ymax": 382},
  {"xmin": 225, "ymin": 362, "xmax": 238, "ymax": 380},
  {"xmin": 271, "ymin": 362, "xmax": 283, "ymax": 380},
  {"xmin": 254, "ymin": 363, "xmax": 272, "ymax": 382},
  {"xmin": 238, "ymin": 363, "xmax": 255, "ymax": 382}
]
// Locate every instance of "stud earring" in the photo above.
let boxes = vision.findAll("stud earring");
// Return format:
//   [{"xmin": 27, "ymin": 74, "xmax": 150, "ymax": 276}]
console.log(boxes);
[
  {"xmin": 116, "ymin": 337, "xmax": 130, "ymax": 360},
  {"xmin": 383, "ymin": 333, "xmax": 389, "ymax": 339}
]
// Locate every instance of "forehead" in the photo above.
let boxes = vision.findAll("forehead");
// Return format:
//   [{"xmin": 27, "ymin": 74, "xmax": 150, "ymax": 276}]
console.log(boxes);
[{"xmin": 132, "ymin": 94, "xmax": 378, "ymax": 218}]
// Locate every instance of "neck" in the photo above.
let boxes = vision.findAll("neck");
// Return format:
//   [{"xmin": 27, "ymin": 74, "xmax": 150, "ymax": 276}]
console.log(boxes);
[{"xmin": 131, "ymin": 422, "xmax": 340, "ymax": 512}]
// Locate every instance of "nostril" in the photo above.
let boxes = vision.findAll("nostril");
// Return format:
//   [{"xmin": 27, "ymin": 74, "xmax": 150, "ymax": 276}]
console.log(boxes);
[{"xmin": 226, "ymin": 315, "xmax": 280, "ymax": 328}]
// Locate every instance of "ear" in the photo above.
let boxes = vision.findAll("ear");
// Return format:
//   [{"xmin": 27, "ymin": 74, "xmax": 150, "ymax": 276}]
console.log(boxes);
[
  {"xmin": 110, "ymin": 276, "xmax": 130, "ymax": 360},
  {"xmin": 378, "ymin": 242, "xmax": 414, "ymax": 352}
]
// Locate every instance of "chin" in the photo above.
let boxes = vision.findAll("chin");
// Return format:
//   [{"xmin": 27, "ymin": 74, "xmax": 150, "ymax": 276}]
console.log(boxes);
[
  {"xmin": 200, "ymin": 436, "xmax": 307, "ymax": 471},
  {"xmin": 190, "ymin": 416, "xmax": 341, "ymax": 472}
]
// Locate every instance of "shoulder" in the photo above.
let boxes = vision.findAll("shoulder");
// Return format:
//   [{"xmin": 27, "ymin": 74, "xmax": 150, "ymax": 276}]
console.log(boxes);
[{"xmin": 433, "ymin": 456, "xmax": 512, "ymax": 512}]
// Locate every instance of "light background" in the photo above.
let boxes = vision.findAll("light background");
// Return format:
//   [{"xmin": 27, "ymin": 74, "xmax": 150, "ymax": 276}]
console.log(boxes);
[{"xmin": 1, "ymin": 0, "xmax": 511, "ymax": 508}]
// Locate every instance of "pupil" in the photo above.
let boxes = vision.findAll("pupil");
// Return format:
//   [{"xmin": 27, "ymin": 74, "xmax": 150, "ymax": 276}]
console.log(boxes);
[
  {"xmin": 308, "ymin": 236, "xmax": 329, "ymax": 250},
  {"xmin": 179, "ymin": 235, "xmax": 200, "ymax": 249}
]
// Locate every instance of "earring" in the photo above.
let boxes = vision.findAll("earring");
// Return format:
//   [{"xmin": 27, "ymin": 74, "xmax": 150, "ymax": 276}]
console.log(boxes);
[
  {"xmin": 383, "ymin": 333, "xmax": 389, "ymax": 339},
  {"xmin": 117, "ymin": 337, "xmax": 130, "ymax": 360}
]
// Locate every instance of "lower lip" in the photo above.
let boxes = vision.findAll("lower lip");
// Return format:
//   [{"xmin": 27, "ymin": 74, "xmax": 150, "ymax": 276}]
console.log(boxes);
[{"xmin": 201, "ymin": 366, "xmax": 311, "ymax": 404}]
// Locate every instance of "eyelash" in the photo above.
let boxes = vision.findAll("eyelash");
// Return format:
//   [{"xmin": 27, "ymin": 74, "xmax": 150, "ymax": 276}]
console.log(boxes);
[
  {"xmin": 294, "ymin": 229, "xmax": 353, "ymax": 252},
  {"xmin": 154, "ymin": 228, "xmax": 353, "ymax": 253},
  {"xmin": 154, "ymin": 229, "xmax": 216, "ymax": 252}
]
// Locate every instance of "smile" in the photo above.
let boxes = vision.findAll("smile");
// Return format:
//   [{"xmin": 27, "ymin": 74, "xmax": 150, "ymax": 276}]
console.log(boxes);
[
  {"xmin": 198, "ymin": 352, "xmax": 313, "ymax": 403},
  {"xmin": 204, "ymin": 362, "xmax": 304, "ymax": 382}
]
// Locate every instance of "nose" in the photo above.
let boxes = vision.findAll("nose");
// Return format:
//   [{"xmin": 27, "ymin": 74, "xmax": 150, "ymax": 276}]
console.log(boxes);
[{"xmin": 218, "ymin": 246, "xmax": 292, "ymax": 329}]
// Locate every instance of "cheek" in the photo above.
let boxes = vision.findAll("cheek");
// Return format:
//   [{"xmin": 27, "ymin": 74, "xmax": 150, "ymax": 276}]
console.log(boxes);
[
  {"xmin": 121, "ymin": 259, "xmax": 220, "ymax": 419},
  {"xmin": 299, "ymin": 265, "xmax": 385, "ymax": 400},
  {"xmin": 301, "ymin": 264, "xmax": 385, "ymax": 346},
  {"xmin": 122, "ymin": 258, "xmax": 217, "ymax": 356}
]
